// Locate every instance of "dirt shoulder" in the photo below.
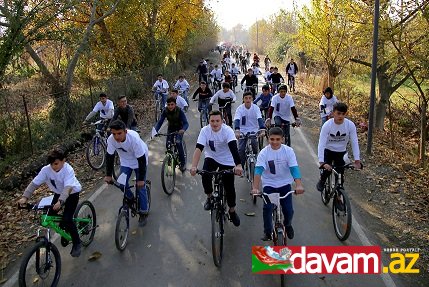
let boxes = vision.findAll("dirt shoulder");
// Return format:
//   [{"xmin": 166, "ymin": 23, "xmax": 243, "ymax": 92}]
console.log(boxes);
[{"xmin": 293, "ymin": 76, "xmax": 429, "ymax": 286}]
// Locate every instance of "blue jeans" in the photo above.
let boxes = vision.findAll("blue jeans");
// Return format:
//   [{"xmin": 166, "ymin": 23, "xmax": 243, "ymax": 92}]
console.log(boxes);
[
  {"xmin": 321, "ymin": 116, "xmax": 328, "ymax": 127},
  {"xmin": 262, "ymin": 185, "xmax": 294, "ymax": 235},
  {"xmin": 167, "ymin": 133, "xmax": 186, "ymax": 167},
  {"xmin": 155, "ymin": 91, "xmax": 168, "ymax": 109},
  {"xmin": 119, "ymin": 166, "xmax": 148, "ymax": 213},
  {"xmin": 274, "ymin": 116, "xmax": 291, "ymax": 146},
  {"xmin": 238, "ymin": 136, "xmax": 258, "ymax": 167}
]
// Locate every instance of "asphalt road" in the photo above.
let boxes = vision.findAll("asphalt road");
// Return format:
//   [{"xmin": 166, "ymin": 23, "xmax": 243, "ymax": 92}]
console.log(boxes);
[{"xmin": 6, "ymin": 73, "xmax": 402, "ymax": 287}]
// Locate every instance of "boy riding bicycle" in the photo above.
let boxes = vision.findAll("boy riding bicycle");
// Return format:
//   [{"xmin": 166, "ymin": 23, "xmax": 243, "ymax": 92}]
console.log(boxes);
[
  {"xmin": 18, "ymin": 149, "xmax": 82, "ymax": 257},
  {"xmin": 251, "ymin": 127, "xmax": 305, "ymax": 241}
]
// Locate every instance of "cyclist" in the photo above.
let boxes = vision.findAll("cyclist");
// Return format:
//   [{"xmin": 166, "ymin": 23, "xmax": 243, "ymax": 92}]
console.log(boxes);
[
  {"xmin": 253, "ymin": 53, "xmax": 260, "ymax": 65},
  {"xmin": 240, "ymin": 68, "xmax": 259, "ymax": 100},
  {"xmin": 240, "ymin": 55, "xmax": 248, "ymax": 73},
  {"xmin": 251, "ymin": 127, "xmax": 305, "ymax": 241},
  {"xmin": 105, "ymin": 120, "xmax": 150, "ymax": 224},
  {"xmin": 268, "ymin": 67, "xmax": 285, "ymax": 94},
  {"xmin": 174, "ymin": 75, "xmax": 190, "ymax": 105},
  {"xmin": 167, "ymin": 89, "xmax": 188, "ymax": 111},
  {"xmin": 210, "ymin": 64, "xmax": 223, "ymax": 91},
  {"xmin": 286, "ymin": 59, "xmax": 298, "ymax": 92},
  {"xmin": 190, "ymin": 110, "xmax": 243, "ymax": 226},
  {"xmin": 223, "ymin": 70, "xmax": 233, "ymax": 87},
  {"xmin": 253, "ymin": 85, "xmax": 273, "ymax": 118},
  {"xmin": 196, "ymin": 61, "xmax": 208, "ymax": 83},
  {"xmin": 154, "ymin": 97, "xmax": 189, "ymax": 172},
  {"xmin": 112, "ymin": 95, "xmax": 138, "ymax": 131},
  {"xmin": 319, "ymin": 87, "xmax": 338, "ymax": 125},
  {"xmin": 209, "ymin": 82, "xmax": 236, "ymax": 127},
  {"xmin": 83, "ymin": 93, "xmax": 114, "ymax": 129},
  {"xmin": 264, "ymin": 67, "xmax": 274, "ymax": 84},
  {"xmin": 266, "ymin": 85, "xmax": 301, "ymax": 146},
  {"xmin": 152, "ymin": 74, "xmax": 169, "ymax": 108},
  {"xmin": 316, "ymin": 102, "xmax": 361, "ymax": 192},
  {"xmin": 229, "ymin": 63, "xmax": 240, "ymax": 88},
  {"xmin": 192, "ymin": 81, "xmax": 213, "ymax": 114},
  {"xmin": 18, "ymin": 149, "xmax": 82, "ymax": 257},
  {"xmin": 234, "ymin": 91, "xmax": 266, "ymax": 168},
  {"xmin": 264, "ymin": 55, "xmax": 271, "ymax": 70},
  {"xmin": 252, "ymin": 63, "xmax": 262, "ymax": 76}
]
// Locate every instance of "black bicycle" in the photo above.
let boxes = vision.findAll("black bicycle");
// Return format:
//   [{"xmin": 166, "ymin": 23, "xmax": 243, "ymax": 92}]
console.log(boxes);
[
  {"xmin": 217, "ymin": 98, "xmax": 234, "ymax": 126},
  {"xmin": 196, "ymin": 169, "xmax": 234, "ymax": 267},
  {"xmin": 194, "ymin": 98, "xmax": 210, "ymax": 128},
  {"xmin": 319, "ymin": 162, "xmax": 361, "ymax": 241},
  {"xmin": 109, "ymin": 178, "xmax": 152, "ymax": 251}
]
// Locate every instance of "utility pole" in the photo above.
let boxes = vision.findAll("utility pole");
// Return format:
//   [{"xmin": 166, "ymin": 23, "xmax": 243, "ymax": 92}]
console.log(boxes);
[
  {"xmin": 367, "ymin": 0, "xmax": 380, "ymax": 155},
  {"xmin": 256, "ymin": 18, "xmax": 259, "ymax": 53}
]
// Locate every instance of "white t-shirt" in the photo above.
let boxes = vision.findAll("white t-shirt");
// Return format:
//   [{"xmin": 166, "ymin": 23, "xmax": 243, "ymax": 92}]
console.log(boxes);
[
  {"xmin": 234, "ymin": 103, "xmax": 262, "ymax": 133},
  {"xmin": 270, "ymin": 94, "xmax": 295, "ymax": 121},
  {"xmin": 210, "ymin": 69, "xmax": 223, "ymax": 81},
  {"xmin": 32, "ymin": 163, "xmax": 81, "ymax": 194},
  {"xmin": 210, "ymin": 89, "xmax": 236, "ymax": 103},
  {"xmin": 229, "ymin": 67, "xmax": 240, "ymax": 75},
  {"xmin": 265, "ymin": 71, "xmax": 272, "ymax": 82},
  {"xmin": 174, "ymin": 79, "xmax": 190, "ymax": 91},
  {"xmin": 318, "ymin": 118, "xmax": 360, "ymax": 162},
  {"xmin": 256, "ymin": 145, "xmax": 298, "ymax": 188},
  {"xmin": 107, "ymin": 130, "xmax": 149, "ymax": 169},
  {"xmin": 197, "ymin": 124, "xmax": 237, "ymax": 166},
  {"xmin": 153, "ymin": 79, "xmax": 169, "ymax": 92},
  {"xmin": 92, "ymin": 100, "xmax": 114, "ymax": 119},
  {"xmin": 165, "ymin": 96, "xmax": 188, "ymax": 111},
  {"xmin": 287, "ymin": 63, "xmax": 297, "ymax": 75},
  {"xmin": 252, "ymin": 67, "xmax": 261, "ymax": 75},
  {"xmin": 319, "ymin": 95, "xmax": 338, "ymax": 118}
]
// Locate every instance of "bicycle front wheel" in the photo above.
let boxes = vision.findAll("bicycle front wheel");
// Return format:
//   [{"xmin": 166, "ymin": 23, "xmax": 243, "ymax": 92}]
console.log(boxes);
[
  {"xmin": 74, "ymin": 200, "xmax": 97, "ymax": 247},
  {"xmin": 155, "ymin": 100, "xmax": 161, "ymax": 123},
  {"xmin": 115, "ymin": 208, "xmax": 129, "ymax": 251},
  {"xmin": 321, "ymin": 177, "xmax": 331, "ymax": 205},
  {"xmin": 19, "ymin": 240, "xmax": 61, "ymax": 287},
  {"xmin": 86, "ymin": 137, "xmax": 106, "ymax": 170},
  {"xmin": 211, "ymin": 208, "xmax": 224, "ymax": 267},
  {"xmin": 248, "ymin": 160, "xmax": 256, "ymax": 204},
  {"xmin": 161, "ymin": 153, "xmax": 176, "ymax": 195},
  {"xmin": 112, "ymin": 151, "xmax": 120, "ymax": 181},
  {"xmin": 332, "ymin": 189, "xmax": 352, "ymax": 241}
]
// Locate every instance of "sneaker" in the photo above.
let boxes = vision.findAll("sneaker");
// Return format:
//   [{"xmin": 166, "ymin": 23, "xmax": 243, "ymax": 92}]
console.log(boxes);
[
  {"xmin": 261, "ymin": 233, "xmax": 272, "ymax": 241},
  {"xmin": 316, "ymin": 180, "xmax": 324, "ymax": 192},
  {"xmin": 70, "ymin": 242, "xmax": 81, "ymax": 257},
  {"xmin": 179, "ymin": 165, "xmax": 186, "ymax": 173},
  {"xmin": 138, "ymin": 214, "xmax": 148, "ymax": 226},
  {"xmin": 229, "ymin": 210, "xmax": 241, "ymax": 227},
  {"xmin": 285, "ymin": 225, "xmax": 294, "ymax": 240},
  {"xmin": 204, "ymin": 197, "xmax": 213, "ymax": 210}
]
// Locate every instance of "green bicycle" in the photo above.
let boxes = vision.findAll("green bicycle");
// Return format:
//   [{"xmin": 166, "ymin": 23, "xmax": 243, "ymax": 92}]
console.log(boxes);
[{"xmin": 18, "ymin": 196, "xmax": 97, "ymax": 287}]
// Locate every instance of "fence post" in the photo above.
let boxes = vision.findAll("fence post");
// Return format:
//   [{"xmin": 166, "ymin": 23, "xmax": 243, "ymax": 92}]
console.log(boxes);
[{"xmin": 22, "ymin": 94, "xmax": 34, "ymax": 155}]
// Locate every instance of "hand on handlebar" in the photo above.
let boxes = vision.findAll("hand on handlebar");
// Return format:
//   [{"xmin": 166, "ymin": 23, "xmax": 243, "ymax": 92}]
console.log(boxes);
[
  {"xmin": 251, "ymin": 188, "xmax": 260, "ymax": 195},
  {"xmin": 234, "ymin": 165, "xmax": 243, "ymax": 176},
  {"xmin": 295, "ymin": 184, "xmax": 305, "ymax": 194},
  {"xmin": 104, "ymin": 176, "xmax": 113, "ymax": 184},
  {"xmin": 18, "ymin": 197, "xmax": 28, "ymax": 206}
]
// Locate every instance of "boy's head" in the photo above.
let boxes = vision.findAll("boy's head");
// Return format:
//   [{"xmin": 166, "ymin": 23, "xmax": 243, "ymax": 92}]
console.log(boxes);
[
  {"xmin": 200, "ymin": 81, "xmax": 207, "ymax": 88},
  {"xmin": 215, "ymin": 64, "xmax": 218, "ymax": 69},
  {"xmin": 178, "ymin": 75, "xmax": 184, "ymax": 81},
  {"xmin": 222, "ymin": 82, "xmax": 230, "ymax": 91},
  {"xmin": 273, "ymin": 67, "xmax": 278, "ymax": 73},
  {"xmin": 109, "ymin": 120, "xmax": 127, "ymax": 143},
  {"xmin": 166, "ymin": 97, "xmax": 177, "ymax": 111},
  {"xmin": 47, "ymin": 149, "xmax": 66, "ymax": 172},
  {"xmin": 157, "ymin": 74, "xmax": 163, "ymax": 81},
  {"xmin": 268, "ymin": 127, "xmax": 284, "ymax": 149},
  {"xmin": 332, "ymin": 102, "xmax": 348, "ymax": 124},
  {"xmin": 224, "ymin": 70, "xmax": 230, "ymax": 75},
  {"xmin": 118, "ymin": 95, "xmax": 127, "ymax": 108},
  {"xmin": 278, "ymin": 84, "xmax": 287, "ymax": 97},
  {"xmin": 208, "ymin": 110, "xmax": 223, "ymax": 132},
  {"xmin": 243, "ymin": 91, "xmax": 253, "ymax": 105},
  {"xmin": 270, "ymin": 67, "xmax": 274, "ymax": 72},
  {"xmin": 99, "ymin": 93, "xmax": 107, "ymax": 104},
  {"xmin": 231, "ymin": 63, "xmax": 235, "ymax": 67},
  {"xmin": 247, "ymin": 68, "xmax": 253, "ymax": 75},
  {"xmin": 170, "ymin": 89, "xmax": 178, "ymax": 97},
  {"xmin": 324, "ymin": 87, "xmax": 333, "ymax": 98},
  {"xmin": 262, "ymin": 85, "xmax": 270, "ymax": 94}
]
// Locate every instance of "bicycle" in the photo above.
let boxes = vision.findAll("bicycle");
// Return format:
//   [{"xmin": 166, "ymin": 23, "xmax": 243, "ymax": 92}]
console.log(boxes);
[
  {"xmin": 18, "ymin": 197, "xmax": 96, "ymax": 287},
  {"xmin": 243, "ymin": 84, "xmax": 258, "ymax": 99},
  {"xmin": 109, "ymin": 177, "xmax": 152, "ymax": 251},
  {"xmin": 258, "ymin": 107, "xmax": 270, "ymax": 150},
  {"xmin": 196, "ymin": 169, "xmax": 235, "ymax": 267},
  {"xmin": 288, "ymin": 74, "xmax": 296, "ymax": 93},
  {"xmin": 319, "ymin": 160, "xmax": 361, "ymax": 241},
  {"xmin": 156, "ymin": 132, "xmax": 187, "ymax": 195},
  {"xmin": 267, "ymin": 121, "xmax": 297, "ymax": 147},
  {"xmin": 217, "ymin": 98, "xmax": 234, "ymax": 126},
  {"xmin": 194, "ymin": 98, "xmax": 210, "ymax": 128},
  {"xmin": 240, "ymin": 131, "xmax": 263, "ymax": 204},
  {"xmin": 153, "ymin": 91, "xmax": 165, "ymax": 122},
  {"xmin": 85, "ymin": 119, "xmax": 109, "ymax": 170},
  {"xmin": 257, "ymin": 190, "xmax": 296, "ymax": 287}
]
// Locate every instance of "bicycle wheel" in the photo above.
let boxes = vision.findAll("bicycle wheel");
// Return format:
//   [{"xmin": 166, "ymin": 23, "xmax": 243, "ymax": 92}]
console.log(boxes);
[
  {"xmin": 182, "ymin": 140, "xmax": 187, "ymax": 163},
  {"xmin": 258, "ymin": 135, "xmax": 264, "ymax": 151},
  {"xmin": 145, "ymin": 180, "xmax": 151, "ymax": 212},
  {"xmin": 200, "ymin": 112, "xmax": 205, "ymax": 128},
  {"xmin": 115, "ymin": 208, "xmax": 129, "ymax": 251},
  {"xmin": 274, "ymin": 230, "xmax": 287, "ymax": 287},
  {"xmin": 74, "ymin": 200, "xmax": 97, "ymax": 247},
  {"xmin": 112, "ymin": 151, "xmax": 120, "ymax": 181},
  {"xmin": 211, "ymin": 208, "xmax": 224, "ymax": 267},
  {"xmin": 321, "ymin": 176, "xmax": 331, "ymax": 205},
  {"xmin": 161, "ymin": 153, "xmax": 176, "ymax": 195},
  {"xmin": 86, "ymin": 136, "xmax": 105, "ymax": 170},
  {"xmin": 155, "ymin": 100, "xmax": 160, "ymax": 123},
  {"xmin": 19, "ymin": 240, "xmax": 61, "ymax": 287},
  {"xmin": 332, "ymin": 188, "xmax": 352, "ymax": 241},
  {"xmin": 248, "ymin": 160, "xmax": 256, "ymax": 204}
]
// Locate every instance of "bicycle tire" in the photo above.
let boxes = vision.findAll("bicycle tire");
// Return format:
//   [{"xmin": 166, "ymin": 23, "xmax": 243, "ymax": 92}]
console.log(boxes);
[
  {"xmin": 321, "ymin": 176, "xmax": 331, "ymax": 205},
  {"xmin": 200, "ymin": 111, "xmax": 205, "ymax": 128},
  {"xmin": 74, "ymin": 200, "xmax": 97, "ymax": 247},
  {"xmin": 146, "ymin": 180, "xmax": 151, "ymax": 212},
  {"xmin": 275, "ymin": 230, "xmax": 287, "ymax": 287},
  {"xmin": 19, "ymin": 240, "xmax": 61, "ymax": 287},
  {"xmin": 211, "ymin": 208, "xmax": 224, "ymax": 267},
  {"xmin": 258, "ymin": 135, "xmax": 264, "ymax": 151},
  {"xmin": 332, "ymin": 188, "xmax": 352, "ymax": 241},
  {"xmin": 86, "ymin": 136, "xmax": 106, "ymax": 170},
  {"xmin": 112, "ymin": 151, "xmax": 120, "ymax": 181},
  {"xmin": 249, "ymin": 161, "xmax": 256, "ymax": 204},
  {"xmin": 115, "ymin": 208, "xmax": 129, "ymax": 251},
  {"xmin": 182, "ymin": 140, "xmax": 187, "ymax": 164},
  {"xmin": 161, "ymin": 153, "xmax": 176, "ymax": 195},
  {"xmin": 155, "ymin": 100, "xmax": 160, "ymax": 123}
]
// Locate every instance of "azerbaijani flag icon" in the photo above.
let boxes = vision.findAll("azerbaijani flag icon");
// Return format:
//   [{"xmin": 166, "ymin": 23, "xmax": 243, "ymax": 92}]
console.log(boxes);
[{"xmin": 252, "ymin": 246, "xmax": 293, "ymax": 274}]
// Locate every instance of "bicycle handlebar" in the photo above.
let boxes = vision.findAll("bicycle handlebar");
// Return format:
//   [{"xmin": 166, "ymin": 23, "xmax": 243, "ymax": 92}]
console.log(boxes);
[
  {"xmin": 196, "ymin": 169, "xmax": 235, "ymax": 175},
  {"xmin": 319, "ymin": 162, "xmax": 364, "ymax": 171},
  {"xmin": 239, "ymin": 130, "xmax": 265, "ymax": 139},
  {"xmin": 107, "ymin": 180, "xmax": 135, "ymax": 190}
]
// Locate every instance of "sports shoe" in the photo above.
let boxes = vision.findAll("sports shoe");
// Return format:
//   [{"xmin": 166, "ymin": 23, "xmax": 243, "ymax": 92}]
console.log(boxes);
[
  {"xmin": 229, "ymin": 210, "xmax": 240, "ymax": 227},
  {"xmin": 70, "ymin": 242, "xmax": 81, "ymax": 257},
  {"xmin": 316, "ymin": 180, "xmax": 324, "ymax": 192},
  {"xmin": 285, "ymin": 225, "xmax": 294, "ymax": 240},
  {"xmin": 204, "ymin": 197, "xmax": 213, "ymax": 210},
  {"xmin": 261, "ymin": 233, "xmax": 272, "ymax": 241},
  {"xmin": 179, "ymin": 165, "xmax": 186, "ymax": 173},
  {"xmin": 138, "ymin": 214, "xmax": 148, "ymax": 226}
]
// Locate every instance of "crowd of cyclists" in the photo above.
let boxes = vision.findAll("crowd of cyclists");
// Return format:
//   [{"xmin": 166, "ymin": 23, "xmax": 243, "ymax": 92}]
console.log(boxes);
[{"xmin": 17, "ymin": 46, "xmax": 361, "ymax": 262}]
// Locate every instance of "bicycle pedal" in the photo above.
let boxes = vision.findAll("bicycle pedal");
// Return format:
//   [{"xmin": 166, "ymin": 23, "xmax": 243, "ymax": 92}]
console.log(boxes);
[{"xmin": 60, "ymin": 237, "xmax": 69, "ymax": 247}]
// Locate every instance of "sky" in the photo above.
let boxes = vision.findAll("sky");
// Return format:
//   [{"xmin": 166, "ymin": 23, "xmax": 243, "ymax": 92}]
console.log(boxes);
[{"xmin": 206, "ymin": 0, "xmax": 311, "ymax": 29}]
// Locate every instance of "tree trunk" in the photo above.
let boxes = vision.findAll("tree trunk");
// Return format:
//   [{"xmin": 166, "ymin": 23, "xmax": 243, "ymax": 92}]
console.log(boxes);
[
  {"xmin": 374, "ymin": 71, "xmax": 392, "ymax": 129},
  {"xmin": 419, "ymin": 99, "xmax": 427, "ymax": 168}
]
